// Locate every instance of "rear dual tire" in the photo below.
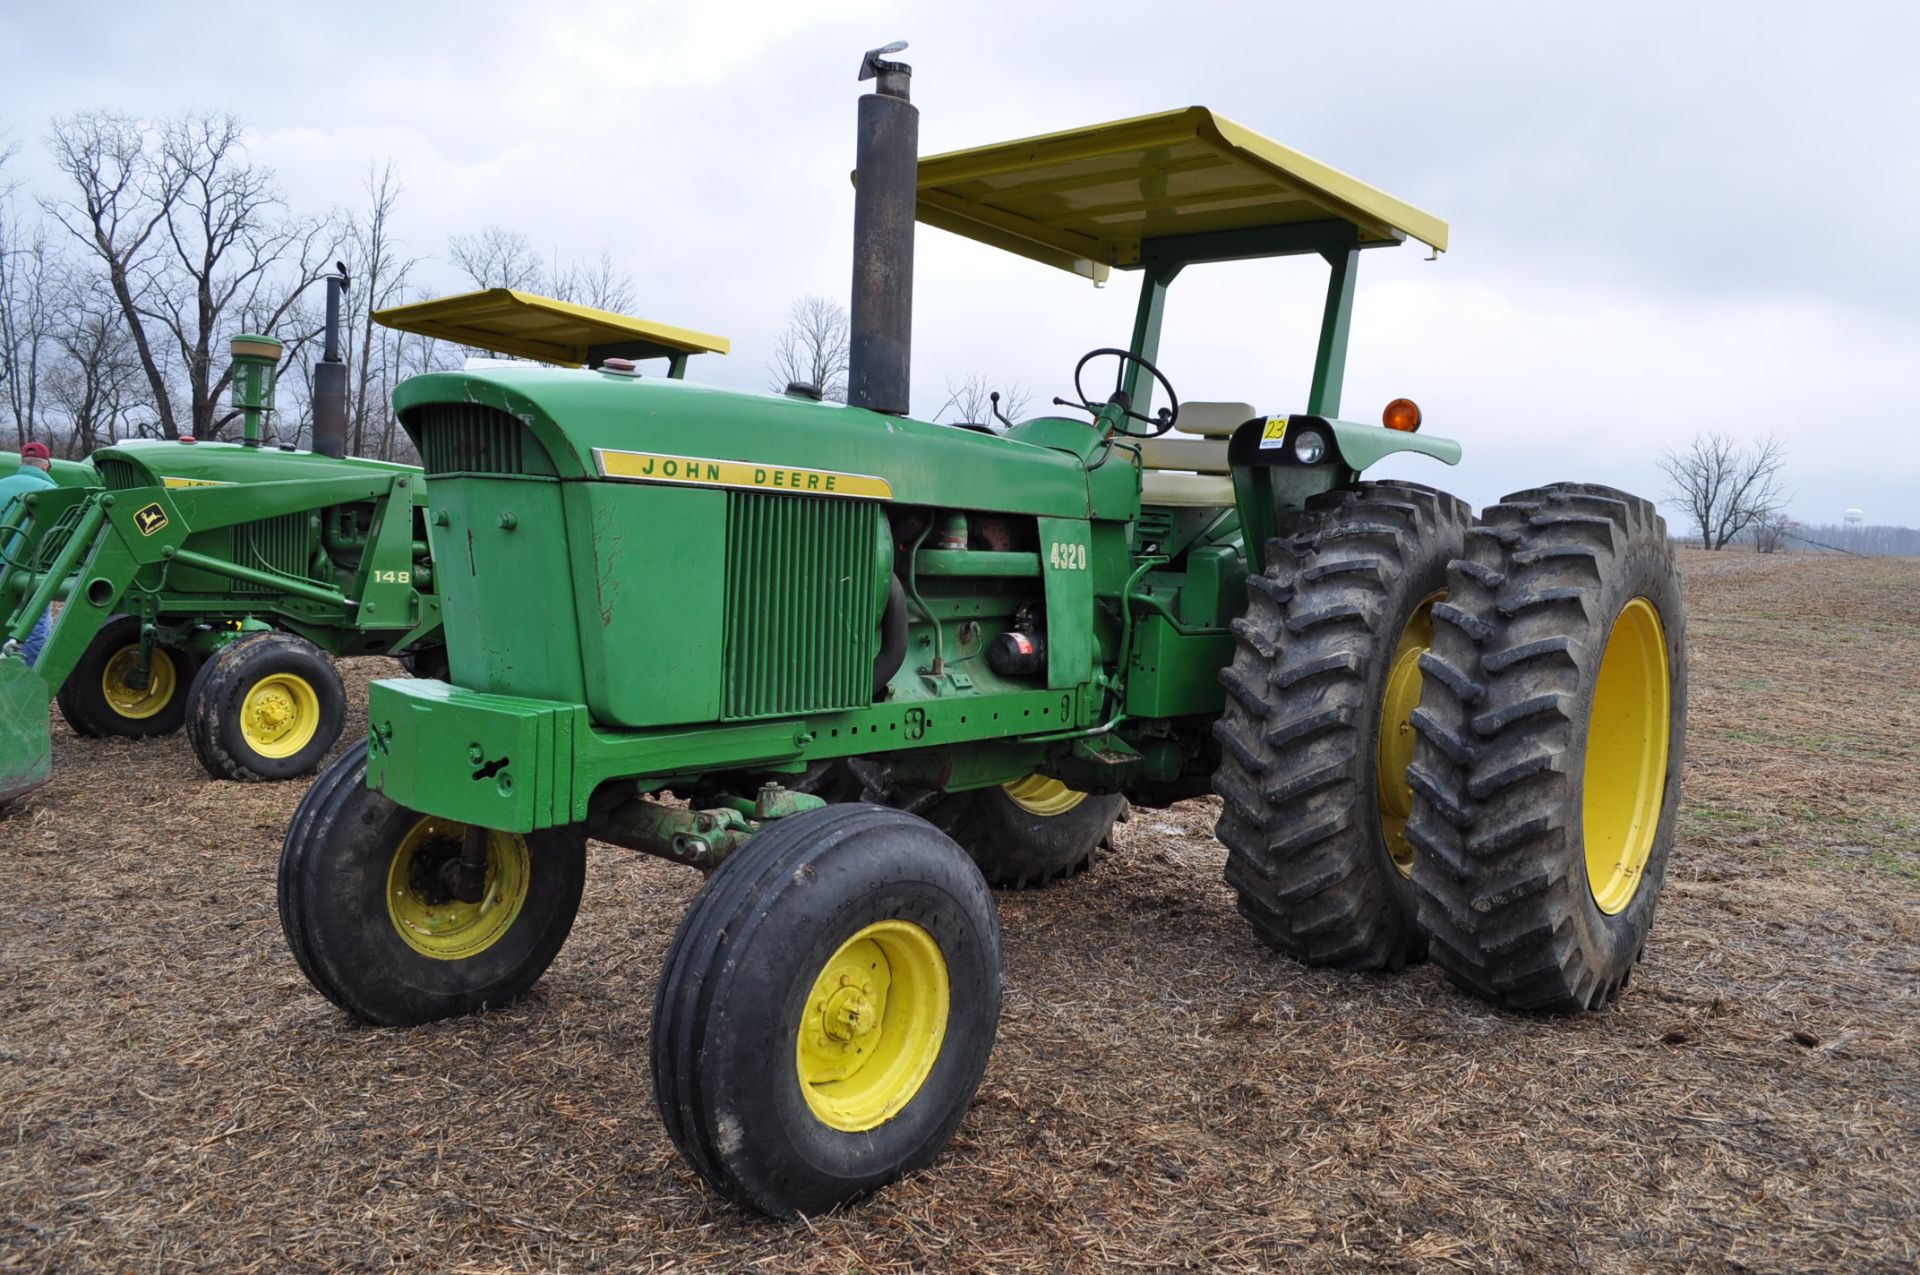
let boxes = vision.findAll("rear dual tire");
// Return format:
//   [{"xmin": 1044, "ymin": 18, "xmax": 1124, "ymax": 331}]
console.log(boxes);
[
  {"xmin": 1211, "ymin": 481, "xmax": 1474, "ymax": 971},
  {"xmin": 1407, "ymin": 483, "xmax": 1686, "ymax": 1012}
]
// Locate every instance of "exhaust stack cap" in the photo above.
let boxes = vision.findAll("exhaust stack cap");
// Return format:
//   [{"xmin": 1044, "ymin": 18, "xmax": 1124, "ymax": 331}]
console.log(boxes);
[{"xmin": 859, "ymin": 40, "xmax": 911, "ymax": 98}]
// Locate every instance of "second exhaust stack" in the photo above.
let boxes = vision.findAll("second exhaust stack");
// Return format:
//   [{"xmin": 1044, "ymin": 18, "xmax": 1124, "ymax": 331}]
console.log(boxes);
[
  {"xmin": 311, "ymin": 264, "xmax": 350, "ymax": 458},
  {"xmin": 847, "ymin": 42, "xmax": 916, "ymax": 416}
]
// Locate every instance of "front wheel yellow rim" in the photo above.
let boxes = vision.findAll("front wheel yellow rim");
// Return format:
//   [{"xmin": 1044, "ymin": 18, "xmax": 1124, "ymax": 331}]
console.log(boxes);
[
  {"xmin": 1583, "ymin": 597, "xmax": 1671, "ymax": 915},
  {"xmin": 796, "ymin": 920, "xmax": 950, "ymax": 1133},
  {"xmin": 1002, "ymin": 774, "xmax": 1088, "ymax": 817},
  {"xmin": 239, "ymin": 672, "xmax": 321, "ymax": 758},
  {"xmin": 1376, "ymin": 592, "xmax": 1443, "ymax": 877},
  {"xmin": 385, "ymin": 817, "xmax": 532, "ymax": 960},
  {"xmin": 100, "ymin": 645, "xmax": 177, "ymax": 720}
]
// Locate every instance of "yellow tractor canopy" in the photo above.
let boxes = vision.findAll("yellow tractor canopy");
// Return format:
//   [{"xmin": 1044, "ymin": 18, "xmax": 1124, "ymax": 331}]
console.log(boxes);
[
  {"xmin": 911, "ymin": 106, "xmax": 1448, "ymax": 281},
  {"xmin": 374, "ymin": 289, "xmax": 730, "ymax": 369}
]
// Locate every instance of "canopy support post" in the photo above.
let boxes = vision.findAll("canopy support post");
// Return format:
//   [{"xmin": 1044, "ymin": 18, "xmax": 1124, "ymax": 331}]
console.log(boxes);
[
  {"xmin": 1308, "ymin": 246, "xmax": 1358, "ymax": 417},
  {"xmin": 1125, "ymin": 259, "xmax": 1183, "ymax": 415}
]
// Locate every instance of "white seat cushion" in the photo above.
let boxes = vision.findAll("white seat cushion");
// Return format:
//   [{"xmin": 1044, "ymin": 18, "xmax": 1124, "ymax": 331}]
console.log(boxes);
[
  {"xmin": 1173, "ymin": 401, "xmax": 1256, "ymax": 438},
  {"xmin": 1134, "ymin": 400, "xmax": 1251, "ymax": 506}
]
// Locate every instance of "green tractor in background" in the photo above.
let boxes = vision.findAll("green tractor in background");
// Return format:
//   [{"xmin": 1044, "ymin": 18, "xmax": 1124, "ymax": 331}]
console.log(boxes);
[
  {"xmin": 275, "ymin": 46, "xmax": 1687, "ymax": 1217},
  {"xmin": 0, "ymin": 280, "xmax": 726, "ymax": 800}
]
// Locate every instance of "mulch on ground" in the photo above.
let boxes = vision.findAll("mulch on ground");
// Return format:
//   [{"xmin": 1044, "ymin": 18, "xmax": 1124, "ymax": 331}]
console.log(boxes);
[{"xmin": 1, "ymin": 549, "xmax": 1915, "ymax": 1272}]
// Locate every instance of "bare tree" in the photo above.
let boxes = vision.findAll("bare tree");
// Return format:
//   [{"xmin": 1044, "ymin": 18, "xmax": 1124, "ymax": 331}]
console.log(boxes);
[
  {"xmin": 44, "ymin": 266, "xmax": 141, "ymax": 454},
  {"xmin": 45, "ymin": 110, "xmax": 335, "ymax": 440},
  {"xmin": 547, "ymin": 248, "xmax": 636, "ymax": 313},
  {"xmin": 343, "ymin": 162, "xmax": 423, "ymax": 455},
  {"xmin": 1658, "ymin": 431, "xmax": 1790, "ymax": 550},
  {"xmin": 447, "ymin": 225, "xmax": 544, "ymax": 292},
  {"xmin": 769, "ymin": 295, "xmax": 850, "ymax": 402},
  {"xmin": 0, "ymin": 219, "xmax": 56, "ymax": 447},
  {"xmin": 1751, "ymin": 512, "xmax": 1793, "ymax": 555},
  {"xmin": 937, "ymin": 373, "xmax": 1029, "ymax": 428}
]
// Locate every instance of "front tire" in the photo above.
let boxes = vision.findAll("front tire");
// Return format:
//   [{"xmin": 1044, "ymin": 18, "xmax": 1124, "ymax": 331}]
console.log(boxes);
[
  {"xmin": 1211, "ymin": 481, "xmax": 1473, "ymax": 971},
  {"xmin": 1406, "ymin": 483, "xmax": 1687, "ymax": 1012},
  {"xmin": 277, "ymin": 750, "xmax": 588, "ymax": 1026},
  {"xmin": 56, "ymin": 615, "xmax": 200, "ymax": 739},
  {"xmin": 185, "ymin": 632, "xmax": 346, "ymax": 781},
  {"xmin": 651, "ymin": 804, "xmax": 1002, "ymax": 1217}
]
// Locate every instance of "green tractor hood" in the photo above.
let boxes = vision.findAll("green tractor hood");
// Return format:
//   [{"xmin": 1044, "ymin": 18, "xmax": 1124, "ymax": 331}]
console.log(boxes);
[
  {"xmin": 391, "ymin": 367, "xmax": 1104, "ymax": 738},
  {"xmin": 395, "ymin": 368, "xmax": 1092, "ymax": 518},
  {"xmin": 91, "ymin": 437, "xmax": 421, "ymax": 489}
]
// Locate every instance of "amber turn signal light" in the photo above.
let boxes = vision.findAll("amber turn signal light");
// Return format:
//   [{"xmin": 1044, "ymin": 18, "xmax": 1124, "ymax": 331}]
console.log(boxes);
[{"xmin": 1383, "ymin": 398, "xmax": 1422, "ymax": 433}]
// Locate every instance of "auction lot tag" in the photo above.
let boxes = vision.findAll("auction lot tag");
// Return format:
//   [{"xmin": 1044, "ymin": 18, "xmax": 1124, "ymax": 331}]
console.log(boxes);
[{"xmin": 1258, "ymin": 416, "xmax": 1290, "ymax": 449}]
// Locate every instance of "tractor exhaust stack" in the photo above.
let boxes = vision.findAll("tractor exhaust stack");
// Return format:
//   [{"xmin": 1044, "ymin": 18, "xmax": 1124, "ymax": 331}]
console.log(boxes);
[
  {"xmin": 847, "ymin": 42, "xmax": 916, "ymax": 416},
  {"xmin": 311, "ymin": 264, "xmax": 350, "ymax": 458}
]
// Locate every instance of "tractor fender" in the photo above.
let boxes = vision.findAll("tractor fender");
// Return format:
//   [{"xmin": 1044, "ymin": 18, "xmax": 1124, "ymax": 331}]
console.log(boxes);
[
  {"xmin": 1226, "ymin": 413, "xmax": 1461, "ymax": 474},
  {"xmin": 1224, "ymin": 414, "xmax": 1463, "ymax": 576}
]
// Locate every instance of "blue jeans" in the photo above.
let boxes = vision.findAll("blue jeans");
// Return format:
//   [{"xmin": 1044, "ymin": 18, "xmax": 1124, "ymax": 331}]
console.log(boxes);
[{"xmin": 19, "ymin": 610, "xmax": 51, "ymax": 666}]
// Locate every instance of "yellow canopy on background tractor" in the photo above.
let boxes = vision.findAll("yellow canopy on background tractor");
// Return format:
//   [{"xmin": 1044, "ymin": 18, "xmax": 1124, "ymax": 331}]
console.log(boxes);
[{"xmin": 374, "ymin": 289, "xmax": 730, "ymax": 367}]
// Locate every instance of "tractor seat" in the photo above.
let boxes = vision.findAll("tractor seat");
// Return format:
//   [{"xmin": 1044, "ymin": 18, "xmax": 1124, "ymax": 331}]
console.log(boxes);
[{"xmin": 1137, "ymin": 400, "xmax": 1253, "ymax": 506}]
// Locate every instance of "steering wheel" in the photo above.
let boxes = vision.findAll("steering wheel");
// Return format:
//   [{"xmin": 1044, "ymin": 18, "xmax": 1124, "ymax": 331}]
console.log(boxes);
[{"xmin": 1069, "ymin": 348, "xmax": 1180, "ymax": 438}]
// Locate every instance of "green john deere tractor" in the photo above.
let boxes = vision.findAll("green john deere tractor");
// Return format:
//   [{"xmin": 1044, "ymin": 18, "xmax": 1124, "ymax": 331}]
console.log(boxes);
[
  {"xmin": 0, "ymin": 281, "xmax": 726, "ymax": 800},
  {"xmin": 276, "ymin": 46, "xmax": 1687, "ymax": 1217}
]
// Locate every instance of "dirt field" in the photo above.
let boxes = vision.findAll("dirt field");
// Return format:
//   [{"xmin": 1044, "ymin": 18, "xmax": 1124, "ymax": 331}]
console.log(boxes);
[{"xmin": 2, "ymin": 549, "xmax": 1916, "ymax": 1273}]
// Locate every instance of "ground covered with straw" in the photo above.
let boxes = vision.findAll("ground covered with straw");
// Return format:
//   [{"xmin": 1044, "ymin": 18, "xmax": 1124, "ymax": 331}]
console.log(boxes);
[{"xmin": 2, "ymin": 550, "xmax": 1916, "ymax": 1272}]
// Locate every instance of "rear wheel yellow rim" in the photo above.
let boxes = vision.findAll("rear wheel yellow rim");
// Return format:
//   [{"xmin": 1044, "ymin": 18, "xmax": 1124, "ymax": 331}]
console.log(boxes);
[
  {"xmin": 1376, "ymin": 592, "xmax": 1442, "ymax": 877},
  {"xmin": 239, "ymin": 672, "xmax": 321, "ymax": 758},
  {"xmin": 796, "ymin": 920, "xmax": 950, "ymax": 1133},
  {"xmin": 1583, "ymin": 597, "xmax": 1671, "ymax": 915},
  {"xmin": 100, "ymin": 645, "xmax": 177, "ymax": 720},
  {"xmin": 1002, "ymin": 774, "xmax": 1088, "ymax": 817},
  {"xmin": 385, "ymin": 817, "xmax": 531, "ymax": 960}
]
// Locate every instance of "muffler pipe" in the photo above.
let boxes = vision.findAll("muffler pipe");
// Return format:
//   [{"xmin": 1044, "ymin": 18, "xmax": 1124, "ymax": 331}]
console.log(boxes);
[
  {"xmin": 311, "ymin": 263, "xmax": 350, "ymax": 458},
  {"xmin": 847, "ymin": 42, "xmax": 916, "ymax": 416}
]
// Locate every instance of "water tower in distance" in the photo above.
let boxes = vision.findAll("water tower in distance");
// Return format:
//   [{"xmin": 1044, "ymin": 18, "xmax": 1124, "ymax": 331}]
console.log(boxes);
[{"xmin": 1844, "ymin": 508, "xmax": 1865, "ymax": 526}]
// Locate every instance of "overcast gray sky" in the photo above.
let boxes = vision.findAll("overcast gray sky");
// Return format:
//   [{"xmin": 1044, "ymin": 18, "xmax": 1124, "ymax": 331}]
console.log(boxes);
[{"xmin": 4, "ymin": 0, "xmax": 1915, "ymax": 526}]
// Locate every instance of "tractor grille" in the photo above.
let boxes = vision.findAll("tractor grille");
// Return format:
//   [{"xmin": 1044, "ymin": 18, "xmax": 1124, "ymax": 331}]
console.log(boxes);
[
  {"xmin": 96, "ymin": 458, "xmax": 145, "ymax": 491},
  {"xmin": 720, "ymin": 491, "xmax": 880, "ymax": 721},
  {"xmin": 230, "ymin": 513, "xmax": 313, "ymax": 594},
  {"xmin": 414, "ymin": 403, "xmax": 553, "ymax": 476}
]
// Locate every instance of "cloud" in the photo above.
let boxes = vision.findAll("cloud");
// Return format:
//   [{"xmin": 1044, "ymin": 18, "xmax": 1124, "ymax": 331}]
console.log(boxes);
[{"xmin": 2, "ymin": 0, "xmax": 1913, "ymax": 526}]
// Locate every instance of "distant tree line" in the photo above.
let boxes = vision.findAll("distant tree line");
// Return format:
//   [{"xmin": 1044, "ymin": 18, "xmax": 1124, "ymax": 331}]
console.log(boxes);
[
  {"xmin": 2, "ymin": 112, "xmax": 635, "ymax": 464},
  {"xmin": 1771, "ymin": 522, "xmax": 1920, "ymax": 557}
]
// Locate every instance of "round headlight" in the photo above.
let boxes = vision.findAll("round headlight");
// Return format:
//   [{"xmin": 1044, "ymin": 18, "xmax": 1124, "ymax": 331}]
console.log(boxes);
[{"xmin": 1293, "ymin": 430, "xmax": 1326, "ymax": 465}]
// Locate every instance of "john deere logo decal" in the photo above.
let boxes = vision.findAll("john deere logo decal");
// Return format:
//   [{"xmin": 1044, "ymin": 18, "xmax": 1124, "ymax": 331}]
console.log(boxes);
[
  {"xmin": 592, "ymin": 448, "xmax": 893, "ymax": 500},
  {"xmin": 133, "ymin": 503, "xmax": 169, "ymax": 536}
]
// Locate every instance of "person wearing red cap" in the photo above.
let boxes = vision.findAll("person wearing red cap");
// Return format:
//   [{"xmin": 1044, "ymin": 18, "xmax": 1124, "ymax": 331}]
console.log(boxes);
[{"xmin": 1, "ymin": 440, "xmax": 57, "ymax": 665}]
